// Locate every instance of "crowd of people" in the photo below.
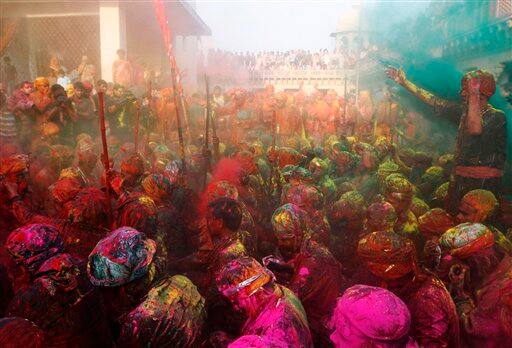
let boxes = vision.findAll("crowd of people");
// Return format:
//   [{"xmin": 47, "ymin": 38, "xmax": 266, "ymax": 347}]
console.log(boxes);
[
  {"xmin": 201, "ymin": 46, "xmax": 379, "ymax": 86},
  {"xmin": 0, "ymin": 56, "xmax": 510, "ymax": 347}
]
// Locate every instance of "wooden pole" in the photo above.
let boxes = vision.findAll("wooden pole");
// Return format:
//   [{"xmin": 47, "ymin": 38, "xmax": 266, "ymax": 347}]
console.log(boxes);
[
  {"xmin": 202, "ymin": 75, "xmax": 211, "ymax": 190},
  {"xmin": 170, "ymin": 68, "xmax": 186, "ymax": 172},
  {"xmin": 97, "ymin": 92, "xmax": 113, "ymax": 226}
]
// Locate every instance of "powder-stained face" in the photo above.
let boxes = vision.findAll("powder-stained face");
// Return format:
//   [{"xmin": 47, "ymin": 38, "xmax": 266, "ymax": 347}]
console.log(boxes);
[{"xmin": 457, "ymin": 200, "xmax": 478, "ymax": 224}]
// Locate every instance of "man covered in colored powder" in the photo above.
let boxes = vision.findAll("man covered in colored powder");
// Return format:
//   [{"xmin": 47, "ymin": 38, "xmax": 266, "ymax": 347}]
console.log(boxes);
[
  {"xmin": 216, "ymin": 256, "xmax": 313, "ymax": 348},
  {"xmin": 438, "ymin": 222, "xmax": 512, "ymax": 346},
  {"xmin": 387, "ymin": 67, "xmax": 507, "ymax": 214},
  {"xmin": 358, "ymin": 230, "xmax": 460, "ymax": 347},
  {"xmin": 269, "ymin": 203, "xmax": 346, "ymax": 344},
  {"xmin": 329, "ymin": 285, "xmax": 418, "ymax": 347}
]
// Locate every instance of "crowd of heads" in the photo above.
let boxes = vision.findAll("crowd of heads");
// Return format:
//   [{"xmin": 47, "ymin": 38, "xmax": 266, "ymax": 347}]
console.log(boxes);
[{"xmin": 0, "ymin": 63, "xmax": 511, "ymax": 347}]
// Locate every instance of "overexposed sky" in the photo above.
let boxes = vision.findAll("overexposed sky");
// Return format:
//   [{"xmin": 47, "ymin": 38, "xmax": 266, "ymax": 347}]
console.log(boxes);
[
  {"xmin": 196, "ymin": 0, "xmax": 350, "ymax": 52},
  {"xmin": 195, "ymin": 0, "xmax": 429, "ymax": 52}
]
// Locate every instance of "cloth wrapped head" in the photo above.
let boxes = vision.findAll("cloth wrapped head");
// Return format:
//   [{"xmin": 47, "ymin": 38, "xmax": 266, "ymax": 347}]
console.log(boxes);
[
  {"xmin": 234, "ymin": 151, "xmax": 257, "ymax": 175},
  {"xmin": 216, "ymin": 256, "xmax": 274, "ymax": 299},
  {"xmin": 432, "ymin": 182, "xmax": 450, "ymax": 205},
  {"xmin": 272, "ymin": 203, "xmax": 308, "ymax": 241},
  {"xmin": 87, "ymin": 226, "xmax": 156, "ymax": 287},
  {"xmin": 308, "ymin": 157, "xmax": 329, "ymax": 179},
  {"xmin": 281, "ymin": 165, "xmax": 313, "ymax": 184},
  {"xmin": 329, "ymin": 285, "xmax": 411, "ymax": 347},
  {"xmin": 383, "ymin": 174, "xmax": 414, "ymax": 213},
  {"xmin": 120, "ymin": 153, "xmax": 145, "ymax": 177},
  {"xmin": 411, "ymin": 197, "xmax": 430, "ymax": 218},
  {"xmin": 420, "ymin": 166, "xmax": 445, "ymax": 188},
  {"xmin": 330, "ymin": 191, "xmax": 367, "ymax": 228},
  {"xmin": 59, "ymin": 167, "xmax": 85, "ymax": 184},
  {"xmin": 357, "ymin": 231, "xmax": 416, "ymax": 279},
  {"xmin": 67, "ymin": 187, "xmax": 109, "ymax": 226},
  {"xmin": 272, "ymin": 147, "xmax": 304, "ymax": 169},
  {"xmin": 377, "ymin": 161, "xmax": 401, "ymax": 188},
  {"xmin": 0, "ymin": 154, "xmax": 29, "ymax": 179},
  {"xmin": 461, "ymin": 69, "xmax": 496, "ymax": 98},
  {"xmin": 5, "ymin": 223, "xmax": 64, "ymax": 273},
  {"xmin": 459, "ymin": 189, "xmax": 498, "ymax": 223},
  {"xmin": 142, "ymin": 173, "xmax": 173, "ymax": 202},
  {"xmin": 50, "ymin": 145, "xmax": 74, "ymax": 164},
  {"xmin": 439, "ymin": 222, "xmax": 494, "ymax": 259},
  {"xmin": 366, "ymin": 201, "xmax": 397, "ymax": 233},
  {"xmin": 119, "ymin": 275, "xmax": 206, "ymax": 348},
  {"xmin": 115, "ymin": 193, "xmax": 158, "ymax": 236},
  {"xmin": 0, "ymin": 317, "xmax": 45, "ymax": 348},
  {"xmin": 34, "ymin": 76, "xmax": 49, "ymax": 88},
  {"xmin": 35, "ymin": 253, "xmax": 81, "ymax": 293},
  {"xmin": 41, "ymin": 122, "xmax": 60, "ymax": 137},
  {"xmin": 418, "ymin": 208, "xmax": 454, "ymax": 239},
  {"xmin": 49, "ymin": 177, "xmax": 82, "ymax": 205},
  {"xmin": 205, "ymin": 180, "xmax": 239, "ymax": 203},
  {"xmin": 281, "ymin": 183, "xmax": 324, "ymax": 213}
]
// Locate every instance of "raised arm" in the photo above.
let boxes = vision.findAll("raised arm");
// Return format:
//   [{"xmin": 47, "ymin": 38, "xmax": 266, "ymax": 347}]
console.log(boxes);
[{"xmin": 386, "ymin": 67, "xmax": 450, "ymax": 109}]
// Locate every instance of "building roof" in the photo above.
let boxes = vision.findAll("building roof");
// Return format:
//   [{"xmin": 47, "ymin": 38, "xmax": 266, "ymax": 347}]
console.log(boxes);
[
  {"xmin": 330, "ymin": 6, "xmax": 361, "ymax": 36},
  {"xmin": 1, "ymin": 0, "xmax": 211, "ymax": 36}
]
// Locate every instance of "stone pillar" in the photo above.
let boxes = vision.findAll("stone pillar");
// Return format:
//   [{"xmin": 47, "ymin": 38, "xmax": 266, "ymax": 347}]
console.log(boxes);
[
  {"xmin": 183, "ymin": 35, "xmax": 198, "ymax": 91},
  {"xmin": 99, "ymin": 1, "xmax": 126, "ymax": 81}
]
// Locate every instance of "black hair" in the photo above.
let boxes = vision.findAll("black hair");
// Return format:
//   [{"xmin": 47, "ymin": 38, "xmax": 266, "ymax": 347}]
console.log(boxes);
[{"xmin": 208, "ymin": 197, "xmax": 242, "ymax": 231}]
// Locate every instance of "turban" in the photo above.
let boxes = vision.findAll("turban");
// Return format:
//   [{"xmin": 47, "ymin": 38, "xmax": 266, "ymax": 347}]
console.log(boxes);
[
  {"xmin": 282, "ymin": 184, "xmax": 324, "ymax": 213},
  {"xmin": 41, "ymin": 122, "xmax": 60, "ymax": 137},
  {"xmin": 49, "ymin": 177, "xmax": 82, "ymax": 204},
  {"xmin": 67, "ymin": 188, "xmax": 109, "ymax": 226},
  {"xmin": 421, "ymin": 166, "xmax": 445, "ymax": 187},
  {"xmin": 59, "ymin": 167, "xmax": 87, "ymax": 185},
  {"xmin": 271, "ymin": 203, "xmax": 308, "ymax": 241},
  {"xmin": 383, "ymin": 173, "xmax": 413, "ymax": 196},
  {"xmin": 34, "ymin": 76, "xmax": 49, "ymax": 87},
  {"xmin": 461, "ymin": 189, "xmax": 498, "ymax": 221},
  {"xmin": 330, "ymin": 285, "xmax": 411, "ymax": 344},
  {"xmin": 377, "ymin": 161, "xmax": 401, "ymax": 187},
  {"xmin": 142, "ymin": 173, "xmax": 173, "ymax": 201},
  {"xmin": 35, "ymin": 253, "xmax": 80, "ymax": 293},
  {"xmin": 216, "ymin": 257, "xmax": 274, "ymax": 298},
  {"xmin": 418, "ymin": 208, "xmax": 454, "ymax": 239},
  {"xmin": 272, "ymin": 147, "xmax": 304, "ymax": 168},
  {"xmin": 120, "ymin": 154, "xmax": 145, "ymax": 177},
  {"xmin": 433, "ymin": 182, "xmax": 450, "ymax": 203},
  {"xmin": 160, "ymin": 87, "xmax": 173, "ymax": 98},
  {"xmin": 75, "ymin": 136, "xmax": 94, "ymax": 154},
  {"xmin": 0, "ymin": 154, "xmax": 29, "ymax": 176},
  {"xmin": 358, "ymin": 231, "xmax": 416, "ymax": 279},
  {"xmin": 411, "ymin": 197, "xmax": 430, "ymax": 218},
  {"xmin": 439, "ymin": 222, "xmax": 494, "ymax": 259},
  {"xmin": 366, "ymin": 201, "xmax": 397, "ymax": 232},
  {"xmin": 330, "ymin": 190, "xmax": 367, "ymax": 224},
  {"xmin": 0, "ymin": 318, "xmax": 45, "ymax": 348},
  {"xmin": 308, "ymin": 157, "xmax": 329, "ymax": 178},
  {"xmin": 205, "ymin": 180, "xmax": 239, "ymax": 203},
  {"xmin": 115, "ymin": 193, "xmax": 158, "ymax": 236},
  {"xmin": 5, "ymin": 224, "xmax": 64, "ymax": 273},
  {"xmin": 87, "ymin": 227, "xmax": 156, "ymax": 287},
  {"xmin": 50, "ymin": 145, "xmax": 73, "ymax": 161},
  {"xmin": 119, "ymin": 275, "xmax": 206, "ymax": 348},
  {"xmin": 281, "ymin": 165, "xmax": 313, "ymax": 184},
  {"xmin": 461, "ymin": 69, "xmax": 496, "ymax": 97}
]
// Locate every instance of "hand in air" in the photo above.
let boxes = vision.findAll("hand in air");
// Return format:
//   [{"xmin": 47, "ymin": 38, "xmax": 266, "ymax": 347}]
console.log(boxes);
[
  {"xmin": 386, "ymin": 66, "xmax": 405, "ymax": 85},
  {"xmin": 468, "ymin": 76, "xmax": 481, "ymax": 96}
]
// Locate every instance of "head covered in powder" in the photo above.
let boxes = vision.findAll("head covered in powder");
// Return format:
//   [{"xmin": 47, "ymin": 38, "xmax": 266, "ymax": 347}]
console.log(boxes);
[
  {"xmin": 330, "ymin": 285, "xmax": 412, "ymax": 348},
  {"xmin": 87, "ymin": 226, "xmax": 156, "ymax": 287}
]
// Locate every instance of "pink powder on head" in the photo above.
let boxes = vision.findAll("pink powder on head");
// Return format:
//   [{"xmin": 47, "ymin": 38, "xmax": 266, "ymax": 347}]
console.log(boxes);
[{"xmin": 298, "ymin": 266, "xmax": 310, "ymax": 277}]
